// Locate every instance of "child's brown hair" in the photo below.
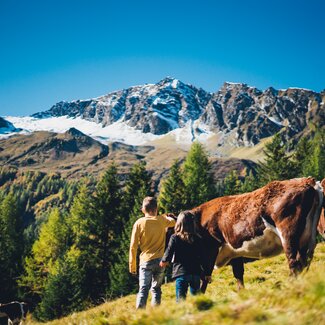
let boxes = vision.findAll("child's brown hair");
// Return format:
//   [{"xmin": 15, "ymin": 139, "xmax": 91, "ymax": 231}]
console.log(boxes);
[{"xmin": 175, "ymin": 210, "xmax": 198, "ymax": 243}]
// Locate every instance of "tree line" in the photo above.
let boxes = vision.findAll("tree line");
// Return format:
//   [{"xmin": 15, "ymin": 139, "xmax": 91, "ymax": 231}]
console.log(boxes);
[{"xmin": 0, "ymin": 128, "xmax": 324, "ymax": 321}]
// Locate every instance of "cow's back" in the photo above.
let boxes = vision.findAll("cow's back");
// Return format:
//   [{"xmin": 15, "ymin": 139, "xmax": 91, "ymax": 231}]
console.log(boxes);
[{"xmin": 196, "ymin": 177, "xmax": 321, "ymax": 267}]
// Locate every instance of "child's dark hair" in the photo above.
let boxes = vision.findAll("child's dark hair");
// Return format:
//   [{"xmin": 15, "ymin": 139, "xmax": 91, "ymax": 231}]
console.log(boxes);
[{"xmin": 175, "ymin": 210, "xmax": 198, "ymax": 243}]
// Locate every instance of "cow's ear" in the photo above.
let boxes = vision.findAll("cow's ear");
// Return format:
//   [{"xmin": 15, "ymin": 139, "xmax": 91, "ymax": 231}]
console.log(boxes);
[{"xmin": 321, "ymin": 178, "xmax": 325, "ymax": 190}]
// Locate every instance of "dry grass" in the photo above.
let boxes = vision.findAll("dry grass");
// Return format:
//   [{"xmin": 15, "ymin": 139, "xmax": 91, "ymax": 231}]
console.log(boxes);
[{"xmin": 26, "ymin": 243, "xmax": 325, "ymax": 325}]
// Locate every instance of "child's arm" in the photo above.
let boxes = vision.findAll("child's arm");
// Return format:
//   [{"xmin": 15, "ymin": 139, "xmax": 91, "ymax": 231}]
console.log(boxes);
[
  {"xmin": 162, "ymin": 213, "xmax": 176, "ymax": 228},
  {"xmin": 160, "ymin": 235, "xmax": 176, "ymax": 267},
  {"xmin": 196, "ymin": 238, "xmax": 213, "ymax": 281},
  {"xmin": 129, "ymin": 222, "xmax": 140, "ymax": 274}
]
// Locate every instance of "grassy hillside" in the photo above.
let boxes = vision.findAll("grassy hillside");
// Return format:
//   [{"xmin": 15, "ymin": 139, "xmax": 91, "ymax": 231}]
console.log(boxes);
[{"xmin": 25, "ymin": 242, "xmax": 325, "ymax": 325}]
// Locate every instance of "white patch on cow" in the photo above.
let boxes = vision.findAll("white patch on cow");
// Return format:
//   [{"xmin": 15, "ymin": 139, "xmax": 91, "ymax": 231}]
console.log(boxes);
[
  {"xmin": 262, "ymin": 218, "xmax": 286, "ymax": 246},
  {"xmin": 215, "ymin": 221, "xmax": 283, "ymax": 268}
]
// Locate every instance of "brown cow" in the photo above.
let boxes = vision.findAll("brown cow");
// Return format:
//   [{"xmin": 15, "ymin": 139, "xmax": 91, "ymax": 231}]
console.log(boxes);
[{"xmin": 190, "ymin": 177, "xmax": 325, "ymax": 290}]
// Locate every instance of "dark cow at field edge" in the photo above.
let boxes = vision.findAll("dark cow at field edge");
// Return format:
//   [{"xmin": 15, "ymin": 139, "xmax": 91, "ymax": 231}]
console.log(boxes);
[
  {"xmin": 189, "ymin": 177, "xmax": 325, "ymax": 290},
  {"xmin": 0, "ymin": 302, "xmax": 28, "ymax": 325}
]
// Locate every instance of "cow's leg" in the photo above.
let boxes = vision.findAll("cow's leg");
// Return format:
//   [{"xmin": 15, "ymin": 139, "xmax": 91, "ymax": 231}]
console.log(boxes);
[
  {"xmin": 282, "ymin": 238, "xmax": 302, "ymax": 276},
  {"xmin": 297, "ymin": 245, "xmax": 308, "ymax": 269},
  {"xmin": 230, "ymin": 258, "xmax": 245, "ymax": 290}
]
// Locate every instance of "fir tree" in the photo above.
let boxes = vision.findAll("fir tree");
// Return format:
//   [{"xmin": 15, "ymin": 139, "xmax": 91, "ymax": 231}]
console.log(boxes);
[
  {"xmin": 302, "ymin": 129, "xmax": 325, "ymax": 179},
  {"xmin": 66, "ymin": 181, "xmax": 100, "ymax": 301},
  {"xmin": 240, "ymin": 170, "xmax": 260, "ymax": 193},
  {"xmin": 92, "ymin": 163, "xmax": 123, "ymax": 297},
  {"xmin": 158, "ymin": 159, "xmax": 185, "ymax": 214},
  {"xmin": 257, "ymin": 133, "xmax": 295, "ymax": 185},
  {"xmin": 35, "ymin": 247, "xmax": 86, "ymax": 321},
  {"xmin": 292, "ymin": 136, "xmax": 313, "ymax": 177},
  {"xmin": 182, "ymin": 142, "xmax": 215, "ymax": 208}
]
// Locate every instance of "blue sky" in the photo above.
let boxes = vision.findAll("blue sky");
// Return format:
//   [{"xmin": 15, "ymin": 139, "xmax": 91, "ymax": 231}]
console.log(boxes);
[{"xmin": 1, "ymin": 0, "xmax": 324, "ymax": 116}]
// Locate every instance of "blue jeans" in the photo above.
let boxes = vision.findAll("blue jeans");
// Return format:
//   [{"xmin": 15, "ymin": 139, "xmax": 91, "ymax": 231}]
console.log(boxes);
[
  {"xmin": 175, "ymin": 274, "xmax": 201, "ymax": 302},
  {"xmin": 136, "ymin": 258, "xmax": 165, "ymax": 309}
]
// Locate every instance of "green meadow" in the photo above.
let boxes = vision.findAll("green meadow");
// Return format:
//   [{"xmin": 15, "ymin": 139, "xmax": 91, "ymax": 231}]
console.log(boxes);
[{"xmin": 26, "ymin": 242, "xmax": 325, "ymax": 325}]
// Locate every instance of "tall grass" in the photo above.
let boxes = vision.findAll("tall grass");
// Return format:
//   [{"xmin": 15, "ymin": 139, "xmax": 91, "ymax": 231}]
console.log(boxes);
[{"xmin": 26, "ymin": 243, "xmax": 325, "ymax": 325}]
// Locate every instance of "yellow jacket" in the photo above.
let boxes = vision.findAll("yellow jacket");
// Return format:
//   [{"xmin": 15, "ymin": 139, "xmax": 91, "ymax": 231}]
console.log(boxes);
[{"xmin": 129, "ymin": 215, "xmax": 175, "ymax": 273}]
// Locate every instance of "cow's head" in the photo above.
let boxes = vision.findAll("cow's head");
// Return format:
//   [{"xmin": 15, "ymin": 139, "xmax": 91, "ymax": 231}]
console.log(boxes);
[{"xmin": 317, "ymin": 178, "xmax": 325, "ymax": 239}]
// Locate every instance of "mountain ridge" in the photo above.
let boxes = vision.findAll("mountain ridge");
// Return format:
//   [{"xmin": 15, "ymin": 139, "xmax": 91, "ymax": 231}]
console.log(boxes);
[
  {"xmin": 27, "ymin": 77, "xmax": 325, "ymax": 147},
  {"xmin": 2, "ymin": 78, "xmax": 324, "ymax": 154}
]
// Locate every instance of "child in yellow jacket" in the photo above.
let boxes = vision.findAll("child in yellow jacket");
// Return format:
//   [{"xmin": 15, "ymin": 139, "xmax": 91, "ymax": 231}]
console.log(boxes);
[{"xmin": 129, "ymin": 196, "xmax": 175, "ymax": 309}]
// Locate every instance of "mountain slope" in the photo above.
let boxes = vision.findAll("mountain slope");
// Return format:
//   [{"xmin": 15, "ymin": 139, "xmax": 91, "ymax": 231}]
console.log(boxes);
[
  {"xmin": 0, "ymin": 129, "xmax": 110, "ymax": 176},
  {"xmin": 25, "ymin": 242, "xmax": 325, "ymax": 325},
  {"xmin": 0, "ymin": 129, "xmax": 255, "ymax": 184}
]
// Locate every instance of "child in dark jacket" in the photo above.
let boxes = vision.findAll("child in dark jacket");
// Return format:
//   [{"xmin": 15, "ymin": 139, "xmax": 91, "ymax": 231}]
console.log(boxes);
[{"xmin": 159, "ymin": 210, "xmax": 211, "ymax": 302}]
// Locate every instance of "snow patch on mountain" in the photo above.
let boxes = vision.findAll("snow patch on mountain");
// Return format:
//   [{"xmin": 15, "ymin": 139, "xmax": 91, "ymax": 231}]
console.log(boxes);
[
  {"xmin": 267, "ymin": 116, "xmax": 284, "ymax": 127},
  {"xmin": 4, "ymin": 116, "xmax": 159, "ymax": 145},
  {"xmin": 4, "ymin": 115, "xmax": 213, "ymax": 146}
]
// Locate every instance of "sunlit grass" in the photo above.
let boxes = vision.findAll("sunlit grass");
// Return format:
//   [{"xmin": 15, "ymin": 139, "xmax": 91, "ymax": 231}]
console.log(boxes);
[{"xmin": 26, "ymin": 243, "xmax": 325, "ymax": 325}]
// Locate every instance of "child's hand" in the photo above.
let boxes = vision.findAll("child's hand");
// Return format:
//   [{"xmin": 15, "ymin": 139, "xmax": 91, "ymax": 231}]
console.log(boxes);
[
  {"xmin": 205, "ymin": 276, "xmax": 212, "ymax": 283},
  {"xmin": 159, "ymin": 261, "xmax": 169, "ymax": 268}
]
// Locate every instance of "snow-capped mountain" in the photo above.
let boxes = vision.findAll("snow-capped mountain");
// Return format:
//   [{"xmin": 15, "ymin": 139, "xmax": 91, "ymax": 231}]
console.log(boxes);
[
  {"xmin": 3, "ymin": 77, "xmax": 325, "ymax": 146},
  {"xmin": 32, "ymin": 77, "xmax": 211, "ymax": 135},
  {"xmin": 0, "ymin": 117, "xmax": 20, "ymax": 135}
]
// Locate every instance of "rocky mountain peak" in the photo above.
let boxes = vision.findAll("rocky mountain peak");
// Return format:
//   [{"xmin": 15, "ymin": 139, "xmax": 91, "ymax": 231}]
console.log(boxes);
[
  {"xmin": 34, "ymin": 77, "xmax": 212, "ymax": 135},
  {"xmin": 26, "ymin": 78, "xmax": 324, "ymax": 148}
]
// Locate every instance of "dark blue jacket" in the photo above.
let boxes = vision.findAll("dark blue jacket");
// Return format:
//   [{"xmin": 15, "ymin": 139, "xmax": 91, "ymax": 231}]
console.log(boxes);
[{"xmin": 162, "ymin": 234, "xmax": 205, "ymax": 279}]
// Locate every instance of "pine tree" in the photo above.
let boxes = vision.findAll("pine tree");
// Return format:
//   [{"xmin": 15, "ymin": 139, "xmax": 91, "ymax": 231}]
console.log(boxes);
[
  {"xmin": 257, "ymin": 133, "xmax": 295, "ymax": 185},
  {"xmin": 108, "ymin": 163, "xmax": 153, "ymax": 298},
  {"xmin": 158, "ymin": 159, "xmax": 185, "ymax": 214},
  {"xmin": 182, "ymin": 142, "xmax": 215, "ymax": 208},
  {"xmin": 0, "ymin": 193, "xmax": 24, "ymax": 300}
]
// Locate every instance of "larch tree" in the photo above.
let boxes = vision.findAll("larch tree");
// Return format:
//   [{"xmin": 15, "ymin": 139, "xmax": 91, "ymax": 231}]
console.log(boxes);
[
  {"xmin": 0, "ymin": 193, "xmax": 24, "ymax": 301},
  {"xmin": 19, "ymin": 208, "xmax": 69, "ymax": 301}
]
